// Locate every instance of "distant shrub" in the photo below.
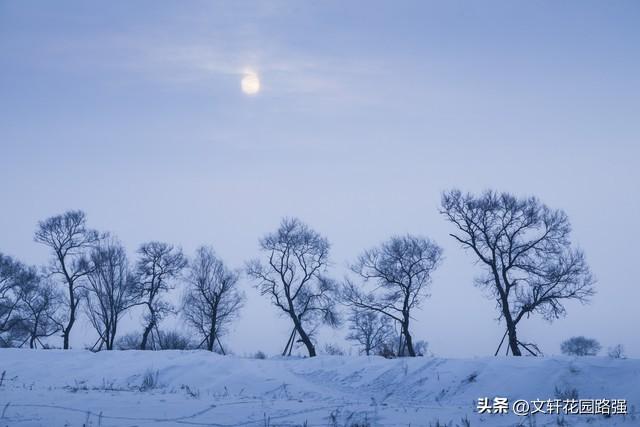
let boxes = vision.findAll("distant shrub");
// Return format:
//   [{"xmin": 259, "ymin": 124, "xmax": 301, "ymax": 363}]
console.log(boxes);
[
  {"xmin": 116, "ymin": 333, "xmax": 141, "ymax": 350},
  {"xmin": 560, "ymin": 336, "xmax": 601, "ymax": 356},
  {"xmin": 140, "ymin": 369, "xmax": 159, "ymax": 391},
  {"xmin": 327, "ymin": 408, "xmax": 371, "ymax": 427},
  {"xmin": 66, "ymin": 379, "xmax": 88, "ymax": 393},
  {"xmin": 414, "ymin": 340, "xmax": 429, "ymax": 357},
  {"xmin": 377, "ymin": 342, "xmax": 397, "ymax": 359},
  {"xmin": 40, "ymin": 343, "xmax": 60, "ymax": 350},
  {"xmin": 555, "ymin": 385, "xmax": 579, "ymax": 400},
  {"xmin": 254, "ymin": 350, "xmax": 267, "ymax": 359},
  {"xmin": 158, "ymin": 330, "xmax": 195, "ymax": 350},
  {"xmin": 116, "ymin": 330, "xmax": 195, "ymax": 350},
  {"xmin": 607, "ymin": 344, "xmax": 626, "ymax": 359},
  {"xmin": 463, "ymin": 372, "xmax": 478, "ymax": 384},
  {"xmin": 180, "ymin": 384, "xmax": 200, "ymax": 398},
  {"xmin": 323, "ymin": 343, "xmax": 345, "ymax": 356},
  {"xmin": 427, "ymin": 417, "xmax": 470, "ymax": 427},
  {"xmin": 372, "ymin": 334, "xmax": 429, "ymax": 358}
]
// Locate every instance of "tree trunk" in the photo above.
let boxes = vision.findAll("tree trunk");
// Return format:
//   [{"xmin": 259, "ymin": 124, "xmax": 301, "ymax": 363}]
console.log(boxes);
[
  {"xmin": 506, "ymin": 320, "xmax": 521, "ymax": 356},
  {"xmin": 107, "ymin": 323, "xmax": 116, "ymax": 350},
  {"xmin": 500, "ymin": 296, "xmax": 522, "ymax": 356},
  {"xmin": 496, "ymin": 274, "xmax": 522, "ymax": 357},
  {"xmin": 207, "ymin": 302, "xmax": 218, "ymax": 352},
  {"xmin": 402, "ymin": 320, "xmax": 416, "ymax": 357},
  {"xmin": 30, "ymin": 318, "xmax": 39, "ymax": 349},
  {"xmin": 62, "ymin": 294, "xmax": 76, "ymax": 350},
  {"xmin": 207, "ymin": 320, "xmax": 217, "ymax": 352},
  {"xmin": 141, "ymin": 321, "xmax": 154, "ymax": 350},
  {"xmin": 61, "ymin": 259, "xmax": 76, "ymax": 350},
  {"xmin": 292, "ymin": 316, "xmax": 315, "ymax": 357},
  {"xmin": 63, "ymin": 315, "xmax": 74, "ymax": 350}
]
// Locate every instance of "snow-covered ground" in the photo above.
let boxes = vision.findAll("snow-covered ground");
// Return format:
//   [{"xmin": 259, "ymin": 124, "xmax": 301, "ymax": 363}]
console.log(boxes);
[{"xmin": 0, "ymin": 349, "xmax": 638, "ymax": 427}]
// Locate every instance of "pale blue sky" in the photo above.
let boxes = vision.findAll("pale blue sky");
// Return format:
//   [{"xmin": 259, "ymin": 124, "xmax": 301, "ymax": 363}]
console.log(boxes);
[{"xmin": 1, "ymin": 1, "xmax": 639, "ymax": 356}]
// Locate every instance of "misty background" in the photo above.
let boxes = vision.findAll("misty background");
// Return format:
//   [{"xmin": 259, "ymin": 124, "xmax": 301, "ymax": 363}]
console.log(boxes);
[{"xmin": 1, "ymin": 1, "xmax": 638, "ymax": 357}]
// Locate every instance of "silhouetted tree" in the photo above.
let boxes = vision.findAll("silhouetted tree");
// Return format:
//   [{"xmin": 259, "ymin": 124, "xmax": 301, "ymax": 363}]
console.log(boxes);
[
  {"xmin": 560, "ymin": 336, "xmax": 601, "ymax": 356},
  {"xmin": 134, "ymin": 242, "xmax": 186, "ymax": 350},
  {"xmin": 247, "ymin": 218, "xmax": 339, "ymax": 357},
  {"xmin": 86, "ymin": 237, "xmax": 140, "ymax": 350},
  {"xmin": 343, "ymin": 235, "xmax": 443, "ymax": 357},
  {"xmin": 0, "ymin": 253, "xmax": 38, "ymax": 347},
  {"xmin": 17, "ymin": 278, "xmax": 63, "ymax": 349},
  {"xmin": 607, "ymin": 344, "xmax": 625, "ymax": 359},
  {"xmin": 183, "ymin": 246, "xmax": 244, "ymax": 353},
  {"xmin": 346, "ymin": 307, "xmax": 393, "ymax": 356},
  {"xmin": 34, "ymin": 210, "xmax": 101, "ymax": 349},
  {"xmin": 441, "ymin": 190, "xmax": 595, "ymax": 356}
]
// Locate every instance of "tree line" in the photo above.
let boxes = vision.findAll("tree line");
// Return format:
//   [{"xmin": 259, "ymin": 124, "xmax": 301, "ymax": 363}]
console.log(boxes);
[{"xmin": 0, "ymin": 189, "xmax": 595, "ymax": 357}]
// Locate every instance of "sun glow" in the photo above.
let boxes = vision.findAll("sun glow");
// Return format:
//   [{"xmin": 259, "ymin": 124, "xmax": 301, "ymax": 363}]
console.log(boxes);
[{"xmin": 241, "ymin": 70, "xmax": 260, "ymax": 95}]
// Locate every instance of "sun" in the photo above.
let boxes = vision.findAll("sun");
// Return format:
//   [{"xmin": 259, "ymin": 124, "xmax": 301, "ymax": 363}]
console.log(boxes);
[{"xmin": 241, "ymin": 70, "xmax": 260, "ymax": 95}]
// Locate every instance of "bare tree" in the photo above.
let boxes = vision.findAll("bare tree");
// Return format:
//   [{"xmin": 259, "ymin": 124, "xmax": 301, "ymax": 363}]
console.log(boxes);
[
  {"xmin": 86, "ymin": 237, "xmax": 140, "ymax": 350},
  {"xmin": 0, "ymin": 253, "xmax": 38, "ymax": 347},
  {"xmin": 134, "ymin": 242, "xmax": 186, "ymax": 350},
  {"xmin": 343, "ymin": 235, "xmax": 443, "ymax": 357},
  {"xmin": 182, "ymin": 246, "xmax": 244, "ymax": 352},
  {"xmin": 560, "ymin": 336, "xmax": 601, "ymax": 356},
  {"xmin": 441, "ymin": 190, "xmax": 595, "ymax": 356},
  {"xmin": 346, "ymin": 307, "xmax": 393, "ymax": 355},
  {"xmin": 17, "ymin": 278, "xmax": 64, "ymax": 349},
  {"xmin": 34, "ymin": 210, "xmax": 101, "ymax": 349},
  {"xmin": 1, "ymin": 253, "xmax": 22, "ymax": 346},
  {"xmin": 607, "ymin": 344, "xmax": 625, "ymax": 359},
  {"xmin": 246, "ymin": 218, "xmax": 339, "ymax": 357}
]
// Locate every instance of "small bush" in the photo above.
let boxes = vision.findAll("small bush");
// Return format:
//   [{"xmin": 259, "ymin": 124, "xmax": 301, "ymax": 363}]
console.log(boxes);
[
  {"xmin": 377, "ymin": 343, "xmax": 396, "ymax": 359},
  {"xmin": 158, "ymin": 330, "xmax": 195, "ymax": 350},
  {"xmin": 254, "ymin": 350, "xmax": 267, "ymax": 359},
  {"xmin": 116, "ymin": 333, "xmax": 141, "ymax": 350},
  {"xmin": 463, "ymin": 372, "xmax": 478, "ymax": 384},
  {"xmin": 66, "ymin": 380, "xmax": 88, "ymax": 393},
  {"xmin": 428, "ymin": 418, "xmax": 470, "ymax": 427},
  {"xmin": 607, "ymin": 344, "xmax": 625, "ymax": 359},
  {"xmin": 140, "ymin": 370, "xmax": 159, "ymax": 391},
  {"xmin": 554, "ymin": 385, "xmax": 579, "ymax": 400},
  {"xmin": 327, "ymin": 408, "xmax": 371, "ymax": 427},
  {"xmin": 414, "ymin": 340, "xmax": 429, "ymax": 356},
  {"xmin": 323, "ymin": 343, "xmax": 345, "ymax": 356},
  {"xmin": 180, "ymin": 384, "xmax": 200, "ymax": 398},
  {"xmin": 560, "ymin": 336, "xmax": 601, "ymax": 356}
]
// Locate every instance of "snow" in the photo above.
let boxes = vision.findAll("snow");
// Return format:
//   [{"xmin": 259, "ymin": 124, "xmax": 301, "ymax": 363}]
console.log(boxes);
[{"xmin": 0, "ymin": 349, "xmax": 638, "ymax": 426}]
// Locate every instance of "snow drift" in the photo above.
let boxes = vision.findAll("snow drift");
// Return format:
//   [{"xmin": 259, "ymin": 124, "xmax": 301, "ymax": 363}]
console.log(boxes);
[{"xmin": 0, "ymin": 349, "xmax": 638, "ymax": 426}]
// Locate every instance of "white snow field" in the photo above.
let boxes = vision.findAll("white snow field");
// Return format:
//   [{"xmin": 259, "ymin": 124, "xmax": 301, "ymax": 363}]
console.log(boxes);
[{"xmin": 0, "ymin": 349, "xmax": 638, "ymax": 427}]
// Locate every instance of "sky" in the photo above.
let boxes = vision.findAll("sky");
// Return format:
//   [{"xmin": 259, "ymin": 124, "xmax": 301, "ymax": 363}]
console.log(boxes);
[{"xmin": 1, "ymin": 0, "xmax": 639, "ymax": 357}]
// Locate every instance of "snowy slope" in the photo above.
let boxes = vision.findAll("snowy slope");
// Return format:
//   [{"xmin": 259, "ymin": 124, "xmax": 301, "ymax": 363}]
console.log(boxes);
[{"xmin": 0, "ymin": 349, "xmax": 638, "ymax": 426}]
